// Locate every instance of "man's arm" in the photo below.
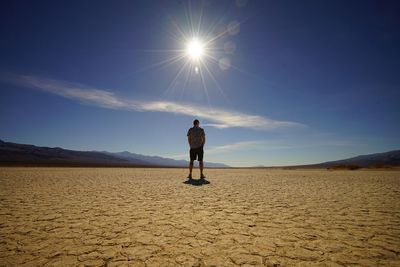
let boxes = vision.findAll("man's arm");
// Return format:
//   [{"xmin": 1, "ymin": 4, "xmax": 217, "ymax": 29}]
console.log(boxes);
[
  {"xmin": 188, "ymin": 136, "xmax": 192, "ymax": 147},
  {"xmin": 201, "ymin": 134, "xmax": 206, "ymax": 147}
]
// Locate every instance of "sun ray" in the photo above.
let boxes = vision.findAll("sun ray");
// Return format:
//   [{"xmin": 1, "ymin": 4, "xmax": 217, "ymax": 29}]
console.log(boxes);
[
  {"xmin": 200, "ymin": 60, "xmax": 233, "ymax": 109},
  {"xmin": 179, "ymin": 63, "xmax": 193, "ymax": 101},
  {"xmin": 198, "ymin": 64, "xmax": 212, "ymax": 109},
  {"xmin": 163, "ymin": 60, "xmax": 191, "ymax": 97},
  {"xmin": 204, "ymin": 53, "xmax": 278, "ymax": 88},
  {"xmin": 203, "ymin": 53, "xmax": 255, "ymax": 78},
  {"xmin": 127, "ymin": 48, "xmax": 183, "ymax": 53},
  {"xmin": 204, "ymin": 16, "xmax": 251, "ymax": 46},
  {"xmin": 196, "ymin": 1, "xmax": 204, "ymax": 37},
  {"xmin": 133, "ymin": 54, "xmax": 185, "ymax": 74},
  {"xmin": 202, "ymin": 4, "xmax": 232, "ymax": 43},
  {"xmin": 163, "ymin": 9, "xmax": 188, "ymax": 41},
  {"xmin": 184, "ymin": 1, "xmax": 195, "ymax": 38}
]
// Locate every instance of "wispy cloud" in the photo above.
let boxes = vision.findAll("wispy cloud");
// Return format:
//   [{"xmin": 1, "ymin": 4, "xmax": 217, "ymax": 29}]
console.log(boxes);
[
  {"xmin": 205, "ymin": 140, "xmax": 292, "ymax": 153},
  {"xmin": 168, "ymin": 140, "xmax": 296, "ymax": 158},
  {"xmin": 167, "ymin": 138, "xmax": 364, "ymax": 159},
  {"xmin": 1, "ymin": 73, "xmax": 305, "ymax": 130}
]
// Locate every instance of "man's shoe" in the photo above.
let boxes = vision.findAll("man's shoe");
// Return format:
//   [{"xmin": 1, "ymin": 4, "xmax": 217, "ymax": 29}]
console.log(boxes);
[
  {"xmin": 200, "ymin": 174, "xmax": 206, "ymax": 179},
  {"xmin": 187, "ymin": 174, "xmax": 193, "ymax": 179}
]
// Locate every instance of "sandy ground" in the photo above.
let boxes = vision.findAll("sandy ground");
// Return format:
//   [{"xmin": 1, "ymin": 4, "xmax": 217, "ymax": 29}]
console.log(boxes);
[{"xmin": 0, "ymin": 167, "xmax": 399, "ymax": 267}]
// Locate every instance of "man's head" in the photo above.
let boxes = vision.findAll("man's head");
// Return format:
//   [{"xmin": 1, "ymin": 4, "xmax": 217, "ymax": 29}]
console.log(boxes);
[{"xmin": 193, "ymin": 119, "xmax": 200, "ymax": 126}]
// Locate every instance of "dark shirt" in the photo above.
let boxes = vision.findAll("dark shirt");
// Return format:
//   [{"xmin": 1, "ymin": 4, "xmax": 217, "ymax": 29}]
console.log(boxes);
[{"xmin": 187, "ymin": 126, "xmax": 205, "ymax": 149}]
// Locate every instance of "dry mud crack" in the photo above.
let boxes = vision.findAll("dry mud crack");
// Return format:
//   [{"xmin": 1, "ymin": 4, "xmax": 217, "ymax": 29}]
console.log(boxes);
[{"xmin": 0, "ymin": 167, "xmax": 399, "ymax": 266}]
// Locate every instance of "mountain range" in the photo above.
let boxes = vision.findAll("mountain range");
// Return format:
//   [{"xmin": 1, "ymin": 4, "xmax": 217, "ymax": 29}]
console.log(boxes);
[
  {"xmin": 0, "ymin": 140, "xmax": 228, "ymax": 167},
  {"xmin": 309, "ymin": 149, "xmax": 400, "ymax": 168},
  {"xmin": 0, "ymin": 139, "xmax": 399, "ymax": 168}
]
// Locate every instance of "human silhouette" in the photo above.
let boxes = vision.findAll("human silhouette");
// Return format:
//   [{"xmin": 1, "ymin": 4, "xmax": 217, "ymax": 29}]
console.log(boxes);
[{"xmin": 186, "ymin": 119, "xmax": 206, "ymax": 179}]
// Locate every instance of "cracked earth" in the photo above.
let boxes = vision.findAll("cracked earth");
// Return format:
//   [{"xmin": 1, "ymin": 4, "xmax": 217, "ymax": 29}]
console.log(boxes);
[{"xmin": 0, "ymin": 167, "xmax": 399, "ymax": 266}]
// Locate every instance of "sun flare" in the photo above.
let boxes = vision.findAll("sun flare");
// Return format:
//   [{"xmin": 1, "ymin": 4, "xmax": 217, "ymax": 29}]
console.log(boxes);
[
  {"xmin": 139, "ymin": 2, "xmax": 238, "ymax": 104},
  {"xmin": 186, "ymin": 38, "xmax": 204, "ymax": 61}
]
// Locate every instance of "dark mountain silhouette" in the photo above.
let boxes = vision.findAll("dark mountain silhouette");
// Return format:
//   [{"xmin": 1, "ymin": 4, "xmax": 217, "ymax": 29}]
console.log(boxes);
[
  {"xmin": 306, "ymin": 150, "xmax": 400, "ymax": 169},
  {"xmin": 0, "ymin": 140, "xmax": 229, "ymax": 167},
  {"xmin": 0, "ymin": 140, "xmax": 145, "ymax": 166},
  {"xmin": 105, "ymin": 151, "xmax": 228, "ymax": 168},
  {"xmin": 1, "ymin": 139, "xmax": 397, "ymax": 168}
]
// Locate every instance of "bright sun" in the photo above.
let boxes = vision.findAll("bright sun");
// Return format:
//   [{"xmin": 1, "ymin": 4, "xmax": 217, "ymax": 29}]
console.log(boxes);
[{"xmin": 186, "ymin": 38, "xmax": 204, "ymax": 61}]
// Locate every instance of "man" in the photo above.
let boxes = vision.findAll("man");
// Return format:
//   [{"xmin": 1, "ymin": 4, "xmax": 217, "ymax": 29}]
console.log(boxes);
[{"xmin": 187, "ymin": 119, "xmax": 206, "ymax": 179}]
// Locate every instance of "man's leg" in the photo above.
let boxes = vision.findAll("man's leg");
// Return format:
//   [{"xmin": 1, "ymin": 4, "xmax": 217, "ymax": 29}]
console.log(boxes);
[
  {"xmin": 188, "ymin": 160, "xmax": 194, "ymax": 178},
  {"xmin": 199, "ymin": 147, "xmax": 205, "ymax": 178},
  {"xmin": 188, "ymin": 148, "xmax": 194, "ymax": 179},
  {"xmin": 199, "ymin": 160, "xmax": 205, "ymax": 178}
]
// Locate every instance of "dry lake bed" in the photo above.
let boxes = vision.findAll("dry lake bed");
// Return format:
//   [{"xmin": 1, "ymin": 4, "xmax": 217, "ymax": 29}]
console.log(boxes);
[{"xmin": 0, "ymin": 167, "xmax": 399, "ymax": 266}]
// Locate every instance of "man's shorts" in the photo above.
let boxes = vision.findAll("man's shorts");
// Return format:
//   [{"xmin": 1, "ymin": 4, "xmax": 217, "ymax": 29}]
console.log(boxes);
[{"xmin": 190, "ymin": 147, "xmax": 204, "ymax": 161}]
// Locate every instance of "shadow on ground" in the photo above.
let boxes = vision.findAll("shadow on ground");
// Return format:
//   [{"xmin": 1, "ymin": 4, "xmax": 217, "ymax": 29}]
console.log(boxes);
[{"xmin": 183, "ymin": 178, "xmax": 210, "ymax": 186}]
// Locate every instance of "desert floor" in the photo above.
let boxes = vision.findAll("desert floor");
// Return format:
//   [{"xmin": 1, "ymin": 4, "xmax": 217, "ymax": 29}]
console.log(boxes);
[{"xmin": 0, "ymin": 167, "xmax": 399, "ymax": 266}]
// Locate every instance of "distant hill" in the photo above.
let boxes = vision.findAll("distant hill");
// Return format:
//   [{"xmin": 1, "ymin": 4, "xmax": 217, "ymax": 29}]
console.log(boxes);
[
  {"xmin": 0, "ymin": 140, "xmax": 229, "ymax": 168},
  {"xmin": 106, "ymin": 151, "xmax": 228, "ymax": 168},
  {"xmin": 2, "ymin": 139, "xmax": 397, "ymax": 169},
  {"xmin": 307, "ymin": 150, "xmax": 400, "ymax": 169}
]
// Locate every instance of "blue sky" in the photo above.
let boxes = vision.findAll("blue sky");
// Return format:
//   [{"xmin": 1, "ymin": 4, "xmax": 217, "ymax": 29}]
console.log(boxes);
[{"xmin": 1, "ymin": 0, "xmax": 399, "ymax": 166}]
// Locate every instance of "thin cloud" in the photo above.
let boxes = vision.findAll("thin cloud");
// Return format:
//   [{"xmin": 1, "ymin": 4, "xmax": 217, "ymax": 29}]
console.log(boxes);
[
  {"xmin": 167, "ymin": 138, "xmax": 364, "ymax": 159},
  {"xmin": 1, "ymin": 73, "xmax": 305, "ymax": 130},
  {"xmin": 168, "ymin": 140, "xmax": 296, "ymax": 158},
  {"xmin": 206, "ymin": 140, "xmax": 270, "ymax": 153}
]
